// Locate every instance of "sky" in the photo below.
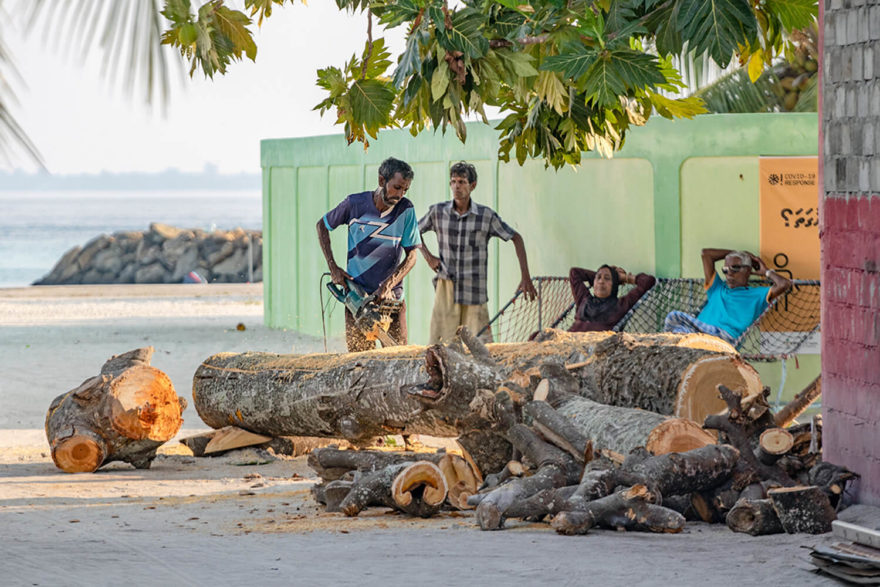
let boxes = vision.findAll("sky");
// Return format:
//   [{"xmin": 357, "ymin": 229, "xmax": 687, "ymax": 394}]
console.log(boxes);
[{"xmin": 2, "ymin": 2, "xmax": 406, "ymax": 175}]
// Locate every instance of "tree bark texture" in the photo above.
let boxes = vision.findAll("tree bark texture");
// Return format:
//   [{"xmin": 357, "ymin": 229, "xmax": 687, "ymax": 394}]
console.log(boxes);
[
  {"xmin": 768, "ymin": 486, "xmax": 837, "ymax": 534},
  {"xmin": 45, "ymin": 347, "xmax": 185, "ymax": 473},
  {"xmin": 191, "ymin": 331, "xmax": 762, "ymax": 444},
  {"xmin": 551, "ymin": 397, "xmax": 716, "ymax": 457}
]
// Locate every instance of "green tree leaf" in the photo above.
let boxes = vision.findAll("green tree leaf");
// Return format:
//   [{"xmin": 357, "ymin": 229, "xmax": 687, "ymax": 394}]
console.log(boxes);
[
  {"xmin": 764, "ymin": 0, "xmax": 817, "ymax": 31},
  {"xmin": 438, "ymin": 8, "xmax": 489, "ymax": 59},
  {"xmin": 540, "ymin": 47, "xmax": 598, "ymax": 80},
  {"xmin": 677, "ymin": 0, "xmax": 757, "ymax": 67},
  {"xmin": 349, "ymin": 79, "xmax": 396, "ymax": 138}
]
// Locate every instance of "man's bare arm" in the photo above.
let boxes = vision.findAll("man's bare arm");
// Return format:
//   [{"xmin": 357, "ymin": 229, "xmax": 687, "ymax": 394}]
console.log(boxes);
[
  {"xmin": 511, "ymin": 232, "xmax": 537, "ymax": 301},
  {"xmin": 317, "ymin": 219, "xmax": 350, "ymax": 286},
  {"xmin": 746, "ymin": 252, "xmax": 792, "ymax": 302},
  {"xmin": 418, "ymin": 234, "xmax": 441, "ymax": 272},
  {"xmin": 376, "ymin": 248, "xmax": 419, "ymax": 300}
]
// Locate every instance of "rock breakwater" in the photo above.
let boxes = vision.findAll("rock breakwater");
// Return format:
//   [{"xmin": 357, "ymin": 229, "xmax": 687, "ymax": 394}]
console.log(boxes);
[{"xmin": 35, "ymin": 223, "xmax": 262, "ymax": 285}]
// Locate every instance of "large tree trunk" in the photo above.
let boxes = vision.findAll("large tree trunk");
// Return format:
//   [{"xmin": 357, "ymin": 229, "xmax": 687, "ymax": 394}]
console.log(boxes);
[
  {"xmin": 192, "ymin": 331, "xmax": 761, "ymax": 444},
  {"xmin": 45, "ymin": 348, "xmax": 185, "ymax": 473}
]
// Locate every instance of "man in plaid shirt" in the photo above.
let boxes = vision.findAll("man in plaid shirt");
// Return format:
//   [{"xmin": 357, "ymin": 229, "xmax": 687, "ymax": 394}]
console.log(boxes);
[{"xmin": 419, "ymin": 161, "xmax": 537, "ymax": 343}]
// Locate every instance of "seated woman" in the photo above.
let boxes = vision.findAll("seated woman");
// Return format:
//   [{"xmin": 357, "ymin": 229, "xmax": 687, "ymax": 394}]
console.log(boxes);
[{"xmin": 568, "ymin": 265, "xmax": 656, "ymax": 332}]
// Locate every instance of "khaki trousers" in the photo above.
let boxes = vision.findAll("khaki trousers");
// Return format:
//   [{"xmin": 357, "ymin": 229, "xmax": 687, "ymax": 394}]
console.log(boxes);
[{"xmin": 429, "ymin": 278, "xmax": 492, "ymax": 344}]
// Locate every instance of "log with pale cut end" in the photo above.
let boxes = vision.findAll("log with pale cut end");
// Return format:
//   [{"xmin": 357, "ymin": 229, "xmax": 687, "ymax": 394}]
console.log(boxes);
[
  {"xmin": 437, "ymin": 454, "xmax": 479, "ymax": 510},
  {"xmin": 768, "ymin": 485, "xmax": 836, "ymax": 534},
  {"xmin": 337, "ymin": 460, "xmax": 448, "ymax": 518},
  {"xmin": 726, "ymin": 498, "xmax": 784, "ymax": 535},
  {"xmin": 45, "ymin": 347, "xmax": 185, "ymax": 473},
  {"xmin": 391, "ymin": 461, "xmax": 448, "ymax": 517},
  {"xmin": 553, "ymin": 397, "xmax": 716, "ymax": 457},
  {"xmin": 756, "ymin": 428, "xmax": 794, "ymax": 465},
  {"xmin": 191, "ymin": 330, "xmax": 762, "ymax": 445}
]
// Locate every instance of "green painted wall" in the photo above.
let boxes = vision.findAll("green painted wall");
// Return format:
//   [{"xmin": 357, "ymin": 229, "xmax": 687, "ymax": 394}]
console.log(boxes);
[{"xmin": 261, "ymin": 113, "xmax": 819, "ymax": 386}]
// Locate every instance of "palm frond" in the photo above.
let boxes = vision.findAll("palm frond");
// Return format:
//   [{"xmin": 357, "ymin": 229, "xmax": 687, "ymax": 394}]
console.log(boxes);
[
  {"xmin": 21, "ymin": 0, "xmax": 179, "ymax": 107},
  {"xmin": 691, "ymin": 67, "xmax": 784, "ymax": 113}
]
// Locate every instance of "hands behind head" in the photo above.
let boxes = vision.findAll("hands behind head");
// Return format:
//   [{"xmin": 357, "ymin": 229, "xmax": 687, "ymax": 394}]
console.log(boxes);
[{"xmin": 747, "ymin": 253, "xmax": 767, "ymax": 274}]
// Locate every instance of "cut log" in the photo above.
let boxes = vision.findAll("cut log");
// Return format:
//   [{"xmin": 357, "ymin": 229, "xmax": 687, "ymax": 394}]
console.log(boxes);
[
  {"xmin": 756, "ymin": 428, "xmax": 794, "ymax": 465},
  {"xmin": 338, "ymin": 461, "xmax": 448, "ymax": 518},
  {"xmin": 204, "ymin": 426, "xmax": 273, "ymax": 454},
  {"xmin": 437, "ymin": 454, "xmax": 480, "ymax": 510},
  {"xmin": 552, "ymin": 397, "xmax": 716, "ymax": 457},
  {"xmin": 768, "ymin": 485, "xmax": 837, "ymax": 534},
  {"xmin": 191, "ymin": 330, "xmax": 763, "ymax": 444},
  {"xmin": 391, "ymin": 461, "xmax": 448, "ymax": 517},
  {"xmin": 726, "ymin": 498, "xmax": 784, "ymax": 535},
  {"xmin": 45, "ymin": 348, "xmax": 185, "ymax": 473},
  {"xmin": 181, "ymin": 430, "xmax": 343, "ymax": 457},
  {"xmin": 774, "ymin": 375, "xmax": 821, "ymax": 428},
  {"xmin": 551, "ymin": 485, "xmax": 686, "ymax": 535}
]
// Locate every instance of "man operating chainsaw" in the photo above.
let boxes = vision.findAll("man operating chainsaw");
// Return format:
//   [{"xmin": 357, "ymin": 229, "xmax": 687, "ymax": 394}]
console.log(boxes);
[{"xmin": 317, "ymin": 157, "xmax": 421, "ymax": 352}]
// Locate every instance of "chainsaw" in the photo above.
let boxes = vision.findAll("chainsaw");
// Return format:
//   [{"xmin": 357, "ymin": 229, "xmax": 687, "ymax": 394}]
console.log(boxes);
[{"xmin": 324, "ymin": 277, "xmax": 402, "ymax": 347}]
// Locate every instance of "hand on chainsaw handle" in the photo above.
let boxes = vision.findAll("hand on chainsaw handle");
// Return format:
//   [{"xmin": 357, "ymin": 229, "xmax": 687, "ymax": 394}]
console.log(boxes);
[
  {"xmin": 374, "ymin": 279, "xmax": 395, "ymax": 301},
  {"xmin": 329, "ymin": 264, "xmax": 352, "ymax": 288}
]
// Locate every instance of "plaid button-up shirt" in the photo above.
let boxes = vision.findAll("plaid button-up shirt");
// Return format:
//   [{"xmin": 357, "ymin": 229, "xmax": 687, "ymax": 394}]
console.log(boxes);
[{"xmin": 418, "ymin": 200, "xmax": 515, "ymax": 305}]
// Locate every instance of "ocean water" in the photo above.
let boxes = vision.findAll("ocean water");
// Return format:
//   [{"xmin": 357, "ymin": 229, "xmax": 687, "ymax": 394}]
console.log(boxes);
[{"xmin": 0, "ymin": 190, "xmax": 262, "ymax": 287}]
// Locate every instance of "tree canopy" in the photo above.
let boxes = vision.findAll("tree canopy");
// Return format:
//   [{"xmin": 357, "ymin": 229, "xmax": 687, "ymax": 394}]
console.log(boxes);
[{"xmin": 3, "ymin": 0, "xmax": 819, "ymax": 170}]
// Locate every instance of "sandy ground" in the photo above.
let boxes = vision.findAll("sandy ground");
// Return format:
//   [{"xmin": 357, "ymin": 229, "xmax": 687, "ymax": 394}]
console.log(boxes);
[{"xmin": 0, "ymin": 285, "xmax": 847, "ymax": 585}]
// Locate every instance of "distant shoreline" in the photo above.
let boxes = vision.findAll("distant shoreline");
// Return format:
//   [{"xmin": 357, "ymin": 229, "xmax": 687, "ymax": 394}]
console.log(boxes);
[{"xmin": 0, "ymin": 168, "xmax": 261, "ymax": 191}]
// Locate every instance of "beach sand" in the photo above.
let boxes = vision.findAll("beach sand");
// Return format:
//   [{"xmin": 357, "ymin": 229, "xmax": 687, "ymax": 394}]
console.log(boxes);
[{"xmin": 0, "ymin": 285, "xmax": 839, "ymax": 585}]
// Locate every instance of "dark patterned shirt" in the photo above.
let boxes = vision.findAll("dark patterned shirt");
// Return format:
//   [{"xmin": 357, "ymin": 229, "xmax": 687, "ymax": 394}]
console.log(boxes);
[{"xmin": 418, "ymin": 200, "xmax": 515, "ymax": 305}]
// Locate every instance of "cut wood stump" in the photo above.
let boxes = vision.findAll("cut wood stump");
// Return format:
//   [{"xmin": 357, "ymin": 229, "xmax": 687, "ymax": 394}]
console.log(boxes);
[
  {"xmin": 45, "ymin": 347, "xmax": 185, "ymax": 473},
  {"xmin": 768, "ymin": 485, "xmax": 837, "ymax": 534}
]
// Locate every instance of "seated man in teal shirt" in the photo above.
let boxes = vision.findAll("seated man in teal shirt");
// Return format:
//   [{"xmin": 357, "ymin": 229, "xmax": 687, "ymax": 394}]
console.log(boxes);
[{"xmin": 664, "ymin": 248, "xmax": 792, "ymax": 344}]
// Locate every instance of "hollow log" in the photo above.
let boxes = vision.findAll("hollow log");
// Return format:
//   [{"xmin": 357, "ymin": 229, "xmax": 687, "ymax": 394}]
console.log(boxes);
[
  {"xmin": 338, "ymin": 461, "xmax": 448, "ymax": 518},
  {"xmin": 768, "ymin": 485, "xmax": 836, "ymax": 534},
  {"xmin": 726, "ymin": 498, "xmax": 784, "ymax": 536},
  {"xmin": 551, "ymin": 485, "xmax": 686, "ymax": 535},
  {"xmin": 191, "ymin": 331, "xmax": 763, "ymax": 444},
  {"xmin": 45, "ymin": 347, "xmax": 185, "ymax": 473}
]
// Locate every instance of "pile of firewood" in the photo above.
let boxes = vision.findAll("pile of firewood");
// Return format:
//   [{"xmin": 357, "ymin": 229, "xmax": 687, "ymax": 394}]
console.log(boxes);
[
  {"xmin": 53, "ymin": 330, "xmax": 855, "ymax": 537},
  {"xmin": 300, "ymin": 330, "xmax": 856, "ymax": 536}
]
